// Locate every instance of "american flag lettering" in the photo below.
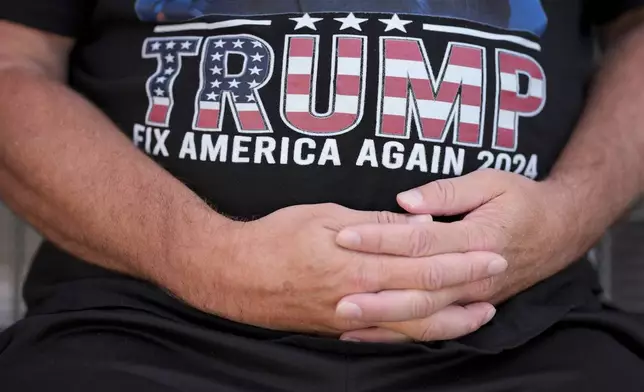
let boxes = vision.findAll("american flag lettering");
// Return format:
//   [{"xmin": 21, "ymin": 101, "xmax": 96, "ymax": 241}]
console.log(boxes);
[
  {"xmin": 376, "ymin": 38, "xmax": 486, "ymax": 147},
  {"xmin": 139, "ymin": 12, "xmax": 546, "ymax": 161},
  {"xmin": 494, "ymin": 49, "xmax": 546, "ymax": 152},
  {"xmin": 193, "ymin": 35, "xmax": 274, "ymax": 133},
  {"xmin": 281, "ymin": 35, "xmax": 367, "ymax": 136},
  {"xmin": 143, "ymin": 37, "xmax": 202, "ymax": 127}
]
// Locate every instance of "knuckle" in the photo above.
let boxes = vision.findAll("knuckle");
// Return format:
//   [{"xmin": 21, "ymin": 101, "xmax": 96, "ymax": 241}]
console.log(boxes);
[
  {"xmin": 319, "ymin": 203, "xmax": 343, "ymax": 215},
  {"xmin": 411, "ymin": 294, "xmax": 436, "ymax": 319},
  {"xmin": 409, "ymin": 227, "xmax": 433, "ymax": 257},
  {"xmin": 432, "ymin": 179, "xmax": 457, "ymax": 207},
  {"xmin": 463, "ymin": 224, "xmax": 483, "ymax": 250},
  {"xmin": 471, "ymin": 277, "xmax": 496, "ymax": 298},
  {"xmin": 463, "ymin": 223, "xmax": 496, "ymax": 251},
  {"xmin": 374, "ymin": 210, "xmax": 401, "ymax": 224},
  {"xmin": 466, "ymin": 257, "xmax": 481, "ymax": 282},
  {"xmin": 419, "ymin": 264, "xmax": 444, "ymax": 290}
]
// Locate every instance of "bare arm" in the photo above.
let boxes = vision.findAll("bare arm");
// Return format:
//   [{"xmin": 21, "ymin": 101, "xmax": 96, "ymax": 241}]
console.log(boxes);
[
  {"xmin": 0, "ymin": 21, "xmax": 232, "ymax": 287},
  {"xmin": 546, "ymin": 11, "xmax": 644, "ymax": 257}
]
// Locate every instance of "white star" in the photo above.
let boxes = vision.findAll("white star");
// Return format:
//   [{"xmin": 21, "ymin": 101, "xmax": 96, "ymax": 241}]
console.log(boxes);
[
  {"xmin": 155, "ymin": 76, "xmax": 167, "ymax": 84},
  {"xmin": 246, "ymin": 94, "xmax": 256, "ymax": 102},
  {"xmin": 379, "ymin": 14, "xmax": 413, "ymax": 33},
  {"xmin": 151, "ymin": 42, "xmax": 161, "ymax": 51},
  {"xmin": 181, "ymin": 41, "xmax": 193, "ymax": 49},
  {"xmin": 248, "ymin": 80, "xmax": 260, "ymax": 88},
  {"xmin": 251, "ymin": 52, "xmax": 264, "ymax": 62},
  {"xmin": 252, "ymin": 41, "xmax": 262, "ymax": 48},
  {"xmin": 213, "ymin": 39, "xmax": 225, "ymax": 48},
  {"xmin": 249, "ymin": 66, "xmax": 262, "ymax": 75},
  {"xmin": 211, "ymin": 80, "xmax": 222, "ymax": 88},
  {"xmin": 211, "ymin": 52, "xmax": 223, "ymax": 61},
  {"xmin": 290, "ymin": 13, "xmax": 323, "ymax": 30},
  {"xmin": 210, "ymin": 65, "xmax": 222, "ymax": 75},
  {"xmin": 334, "ymin": 13, "xmax": 368, "ymax": 31},
  {"xmin": 164, "ymin": 54, "xmax": 175, "ymax": 63},
  {"xmin": 231, "ymin": 93, "xmax": 239, "ymax": 102},
  {"xmin": 228, "ymin": 79, "xmax": 240, "ymax": 89},
  {"xmin": 232, "ymin": 39, "xmax": 244, "ymax": 48},
  {"xmin": 154, "ymin": 87, "xmax": 164, "ymax": 96},
  {"xmin": 206, "ymin": 92, "xmax": 219, "ymax": 101},
  {"xmin": 165, "ymin": 41, "xmax": 176, "ymax": 49},
  {"xmin": 164, "ymin": 67, "xmax": 175, "ymax": 75}
]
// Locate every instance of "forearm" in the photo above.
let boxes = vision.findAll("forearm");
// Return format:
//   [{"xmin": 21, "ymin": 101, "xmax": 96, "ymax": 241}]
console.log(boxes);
[
  {"xmin": 0, "ymin": 66, "xmax": 231, "ymax": 286},
  {"xmin": 546, "ymin": 24, "xmax": 644, "ymax": 256}
]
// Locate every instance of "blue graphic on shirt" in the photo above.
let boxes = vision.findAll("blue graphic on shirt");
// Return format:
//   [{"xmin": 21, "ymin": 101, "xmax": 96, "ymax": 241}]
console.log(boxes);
[
  {"xmin": 508, "ymin": 0, "xmax": 548, "ymax": 36},
  {"xmin": 135, "ymin": 0, "xmax": 547, "ymax": 36},
  {"xmin": 135, "ymin": 0, "xmax": 208, "ymax": 22}
]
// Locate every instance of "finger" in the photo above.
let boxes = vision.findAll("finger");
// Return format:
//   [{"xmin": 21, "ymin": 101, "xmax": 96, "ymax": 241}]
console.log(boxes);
[
  {"xmin": 340, "ymin": 328, "xmax": 412, "ymax": 343},
  {"xmin": 339, "ymin": 303, "xmax": 495, "ymax": 343},
  {"xmin": 337, "ymin": 221, "xmax": 495, "ymax": 257},
  {"xmin": 397, "ymin": 170, "xmax": 505, "ymax": 215},
  {"xmin": 342, "ymin": 209, "xmax": 412, "ymax": 226},
  {"xmin": 373, "ymin": 303, "xmax": 496, "ymax": 343},
  {"xmin": 329, "ymin": 205, "xmax": 432, "ymax": 230},
  {"xmin": 336, "ymin": 287, "xmax": 464, "ymax": 323},
  {"xmin": 366, "ymin": 251, "xmax": 507, "ymax": 292}
]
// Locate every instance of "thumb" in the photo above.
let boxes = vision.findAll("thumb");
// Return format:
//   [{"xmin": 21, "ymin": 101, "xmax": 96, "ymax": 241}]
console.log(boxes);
[{"xmin": 397, "ymin": 170, "xmax": 504, "ymax": 216}]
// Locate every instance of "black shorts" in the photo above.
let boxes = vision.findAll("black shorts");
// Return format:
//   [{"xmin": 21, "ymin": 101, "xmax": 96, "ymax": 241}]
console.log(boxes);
[{"xmin": 1, "ymin": 273, "xmax": 644, "ymax": 391}]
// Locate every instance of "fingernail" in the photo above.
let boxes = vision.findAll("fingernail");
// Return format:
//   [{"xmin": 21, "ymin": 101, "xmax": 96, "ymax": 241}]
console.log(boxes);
[
  {"xmin": 483, "ymin": 307, "xmax": 497, "ymax": 324},
  {"xmin": 336, "ymin": 301, "xmax": 363, "ymax": 319},
  {"xmin": 487, "ymin": 258, "xmax": 508, "ymax": 275},
  {"xmin": 337, "ymin": 230, "xmax": 362, "ymax": 247},
  {"xmin": 408, "ymin": 214, "xmax": 433, "ymax": 224},
  {"xmin": 398, "ymin": 190, "xmax": 424, "ymax": 209},
  {"xmin": 340, "ymin": 337, "xmax": 361, "ymax": 342}
]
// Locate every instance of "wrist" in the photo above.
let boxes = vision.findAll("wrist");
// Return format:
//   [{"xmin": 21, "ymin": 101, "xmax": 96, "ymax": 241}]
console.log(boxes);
[
  {"xmin": 540, "ymin": 176, "xmax": 600, "ymax": 263},
  {"xmin": 153, "ymin": 200, "xmax": 240, "ymax": 297}
]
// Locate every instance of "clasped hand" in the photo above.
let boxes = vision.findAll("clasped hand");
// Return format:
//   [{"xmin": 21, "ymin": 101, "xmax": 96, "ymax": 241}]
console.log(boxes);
[
  {"xmin": 334, "ymin": 169, "xmax": 576, "ymax": 343},
  {"xmin": 186, "ymin": 170, "xmax": 574, "ymax": 343}
]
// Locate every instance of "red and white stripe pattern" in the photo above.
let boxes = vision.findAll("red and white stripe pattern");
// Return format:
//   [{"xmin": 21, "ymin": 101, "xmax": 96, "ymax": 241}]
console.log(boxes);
[
  {"xmin": 148, "ymin": 97, "xmax": 171, "ymax": 125},
  {"xmin": 494, "ymin": 49, "xmax": 546, "ymax": 151},
  {"xmin": 377, "ymin": 39, "xmax": 485, "ymax": 146},
  {"xmin": 193, "ymin": 35, "xmax": 273, "ymax": 133},
  {"xmin": 143, "ymin": 37, "xmax": 202, "ymax": 127},
  {"xmin": 195, "ymin": 96, "xmax": 270, "ymax": 132},
  {"xmin": 281, "ymin": 35, "xmax": 366, "ymax": 135},
  {"xmin": 194, "ymin": 100, "xmax": 218, "ymax": 130}
]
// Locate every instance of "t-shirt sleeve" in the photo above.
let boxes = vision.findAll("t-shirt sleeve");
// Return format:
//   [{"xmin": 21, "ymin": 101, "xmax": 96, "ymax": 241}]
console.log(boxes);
[
  {"xmin": 586, "ymin": 0, "xmax": 644, "ymax": 26},
  {"xmin": 0, "ymin": 0, "xmax": 95, "ymax": 37}
]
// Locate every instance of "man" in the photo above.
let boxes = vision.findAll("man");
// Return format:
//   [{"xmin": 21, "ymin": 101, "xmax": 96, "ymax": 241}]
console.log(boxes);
[{"xmin": 0, "ymin": 0, "xmax": 643, "ymax": 391}]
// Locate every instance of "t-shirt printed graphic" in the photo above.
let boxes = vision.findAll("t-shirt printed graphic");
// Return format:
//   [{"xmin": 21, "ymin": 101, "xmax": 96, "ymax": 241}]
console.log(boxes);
[{"xmin": 132, "ymin": 6, "xmax": 548, "ymax": 217}]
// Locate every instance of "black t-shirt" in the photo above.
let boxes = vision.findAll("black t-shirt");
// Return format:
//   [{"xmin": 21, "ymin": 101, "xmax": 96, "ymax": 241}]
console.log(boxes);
[{"xmin": 2, "ymin": 0, "xmax": 644, "ymax": 351}]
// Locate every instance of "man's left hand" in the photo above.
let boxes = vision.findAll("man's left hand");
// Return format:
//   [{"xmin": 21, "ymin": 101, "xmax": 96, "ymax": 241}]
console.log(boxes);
[{"xmin": 335, "ymin": 169, "xmax": 583, "ymax": 342}]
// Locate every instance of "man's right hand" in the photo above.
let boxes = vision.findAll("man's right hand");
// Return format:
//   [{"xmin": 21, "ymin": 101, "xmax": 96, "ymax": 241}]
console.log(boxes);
[{"xmin": 169, "ymin": 203, "xmax": 508, "ymax": 336}]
